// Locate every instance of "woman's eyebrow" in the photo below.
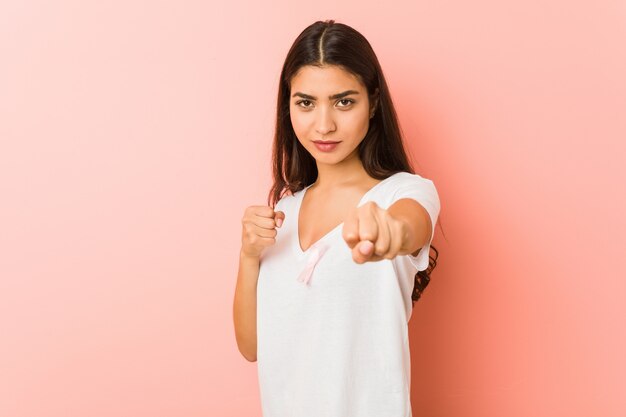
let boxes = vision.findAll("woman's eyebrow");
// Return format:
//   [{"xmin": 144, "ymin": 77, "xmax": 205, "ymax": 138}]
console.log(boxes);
[{"xmin": 292, "ymin": 90, "xmax": 360, "ymax": 100}]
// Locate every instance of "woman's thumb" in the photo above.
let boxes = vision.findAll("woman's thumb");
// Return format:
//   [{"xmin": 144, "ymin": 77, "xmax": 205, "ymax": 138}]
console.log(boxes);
[{"xmin": 274, "ymin": 210, "xmax": 285, "ymax": 227}]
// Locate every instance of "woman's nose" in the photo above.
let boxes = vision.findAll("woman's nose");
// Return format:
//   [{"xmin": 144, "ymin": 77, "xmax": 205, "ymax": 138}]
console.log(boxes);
[{"xmin": 315, "ymin": 107, "xmax": 336, "ymax": 134}]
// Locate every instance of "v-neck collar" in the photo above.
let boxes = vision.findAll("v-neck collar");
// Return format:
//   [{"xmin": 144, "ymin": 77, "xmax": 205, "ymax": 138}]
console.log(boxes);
[{"xmin": 293, "ymin": 173, "xmax": 399, "ymax": 257}]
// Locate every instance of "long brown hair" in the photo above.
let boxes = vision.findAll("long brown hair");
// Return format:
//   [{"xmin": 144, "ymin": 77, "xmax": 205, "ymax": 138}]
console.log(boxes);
[{"xmin": 266, "ymin": 19, "xmax": 438, "ymax": 305}]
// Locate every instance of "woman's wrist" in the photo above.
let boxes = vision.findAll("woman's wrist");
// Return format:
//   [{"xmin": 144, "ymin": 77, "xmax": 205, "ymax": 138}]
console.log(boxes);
[{"xmin": 239, "ymin": 248, "xmax": 260, "ymax": 263}]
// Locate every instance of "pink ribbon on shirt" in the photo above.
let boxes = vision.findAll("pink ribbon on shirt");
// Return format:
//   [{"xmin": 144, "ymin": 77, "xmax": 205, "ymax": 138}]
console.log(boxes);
[{"xmin": 297, "ymin": 242, "xmax": 330, "ymax": 285}]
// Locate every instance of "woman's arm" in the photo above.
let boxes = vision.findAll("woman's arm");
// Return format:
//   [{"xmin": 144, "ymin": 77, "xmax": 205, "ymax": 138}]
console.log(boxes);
[
  {"xmin": 233, "ymin": 250, "xmax": 261, "ymax": 362},
  {"xmin": 387, "ymin": 198, "xmax": 432, "ymax": 257}
]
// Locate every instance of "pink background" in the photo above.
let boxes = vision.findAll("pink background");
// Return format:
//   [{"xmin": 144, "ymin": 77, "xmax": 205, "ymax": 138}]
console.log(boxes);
[{"xmin": 1, "ymin": 1, "xmax": 625, "ymax": 416}]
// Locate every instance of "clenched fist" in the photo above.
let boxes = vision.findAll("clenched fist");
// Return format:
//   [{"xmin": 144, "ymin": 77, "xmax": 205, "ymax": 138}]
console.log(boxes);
[
  {"xmin": 342, "ymin": 201, "xmax": 411, "ymax": 264},
  {"xmin": 240, "ymin": 205, "xmax": 285, "ymax": 259}
]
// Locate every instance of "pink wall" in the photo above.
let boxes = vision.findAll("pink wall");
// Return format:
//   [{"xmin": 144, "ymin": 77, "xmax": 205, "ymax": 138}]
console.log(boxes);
[{"xmin": 1, "ymin": 1, "xmax": 624, "ymax": 416}]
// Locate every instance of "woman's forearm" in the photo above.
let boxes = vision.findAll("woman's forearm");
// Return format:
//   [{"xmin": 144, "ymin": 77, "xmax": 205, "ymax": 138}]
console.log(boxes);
[{"xmin": 233, "ymin": 250, "xmax": 261, "ymax": 362}]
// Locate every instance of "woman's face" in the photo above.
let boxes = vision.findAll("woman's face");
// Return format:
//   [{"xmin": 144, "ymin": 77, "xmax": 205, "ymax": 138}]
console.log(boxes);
[{"xmin": 289, "ymin": 65, "xmax": 377, "ymax": 166}]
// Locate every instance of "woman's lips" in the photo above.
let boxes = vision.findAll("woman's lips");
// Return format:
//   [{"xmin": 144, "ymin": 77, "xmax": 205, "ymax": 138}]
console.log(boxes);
[{"xmin": 313, "ymin": 141, "xmax": 340, "ymax": 152}]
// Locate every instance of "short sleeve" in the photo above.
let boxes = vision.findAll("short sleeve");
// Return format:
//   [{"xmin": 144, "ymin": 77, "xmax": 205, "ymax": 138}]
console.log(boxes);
[{"xmin": 390, "ymin": 173, "xmax": 441, "ymax": 271}]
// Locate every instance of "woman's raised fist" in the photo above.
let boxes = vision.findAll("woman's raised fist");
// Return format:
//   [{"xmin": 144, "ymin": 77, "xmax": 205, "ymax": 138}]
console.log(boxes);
[{"xmin": 240, "ymin": 205, "xmax": 285, "ymax": 259}]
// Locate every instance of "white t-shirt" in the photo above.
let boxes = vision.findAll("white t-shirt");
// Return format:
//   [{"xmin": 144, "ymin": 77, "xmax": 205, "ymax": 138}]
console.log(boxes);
[{"xmin": 256, "ymin": 171, "xmax": 441, "ymax": 417}]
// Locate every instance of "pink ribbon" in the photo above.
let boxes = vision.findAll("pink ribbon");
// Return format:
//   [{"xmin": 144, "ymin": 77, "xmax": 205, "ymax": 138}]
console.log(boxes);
[{"xmin": 297, "ymin": 242, "xmax": 330, "ymax": 285}]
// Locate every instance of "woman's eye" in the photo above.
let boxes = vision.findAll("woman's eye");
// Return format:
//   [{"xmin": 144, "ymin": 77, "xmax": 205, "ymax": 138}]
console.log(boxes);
[{"xmin": 295, "ymin": 98, "xmax": 354, "ymax": 108}]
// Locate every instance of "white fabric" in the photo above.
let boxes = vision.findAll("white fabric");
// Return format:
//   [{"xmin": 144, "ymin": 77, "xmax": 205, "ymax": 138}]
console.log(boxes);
[{"xmin": 256, "ymin": 171, "xmax": 441, "ymax": 417}]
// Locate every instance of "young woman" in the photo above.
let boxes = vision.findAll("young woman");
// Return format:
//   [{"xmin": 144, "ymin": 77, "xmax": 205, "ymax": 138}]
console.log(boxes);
[{"xmin": 233, "ymin": 19, "xmax": 441, "ymax": 417}]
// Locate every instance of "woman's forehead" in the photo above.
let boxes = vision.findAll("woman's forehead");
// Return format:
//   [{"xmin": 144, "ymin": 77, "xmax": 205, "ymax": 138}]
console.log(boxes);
[{"xmin": 290, "ymin": 65, "xmax": 364, "ymax": 93}]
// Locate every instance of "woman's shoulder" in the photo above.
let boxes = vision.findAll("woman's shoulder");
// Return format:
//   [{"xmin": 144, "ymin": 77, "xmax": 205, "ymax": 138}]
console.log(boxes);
[
  {"xmin": 382, "ymin": 171, "xmax": 436, "ymax": 190},
  {"xmin": 390, "ymin": 170, "xmax": 433, "ymax": 181},
  {"xmin": 273, "ymin": 187, "xmax": 301, "ymax": 211},
  {"xmin": 366, "ymin": 171, "xmax": 438, "ymax": 209}
]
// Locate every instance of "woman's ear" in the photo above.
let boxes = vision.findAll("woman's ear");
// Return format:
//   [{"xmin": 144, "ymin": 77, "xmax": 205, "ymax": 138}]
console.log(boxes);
[{"xmin": 369, "ymin": 88, "xmax": 379, "ymax": 118}]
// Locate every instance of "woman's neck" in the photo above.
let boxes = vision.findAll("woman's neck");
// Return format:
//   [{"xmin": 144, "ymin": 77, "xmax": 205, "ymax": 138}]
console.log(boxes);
[{"xmin": 313, "ymin": 156, "xmax": 370, "ymax": 190}]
